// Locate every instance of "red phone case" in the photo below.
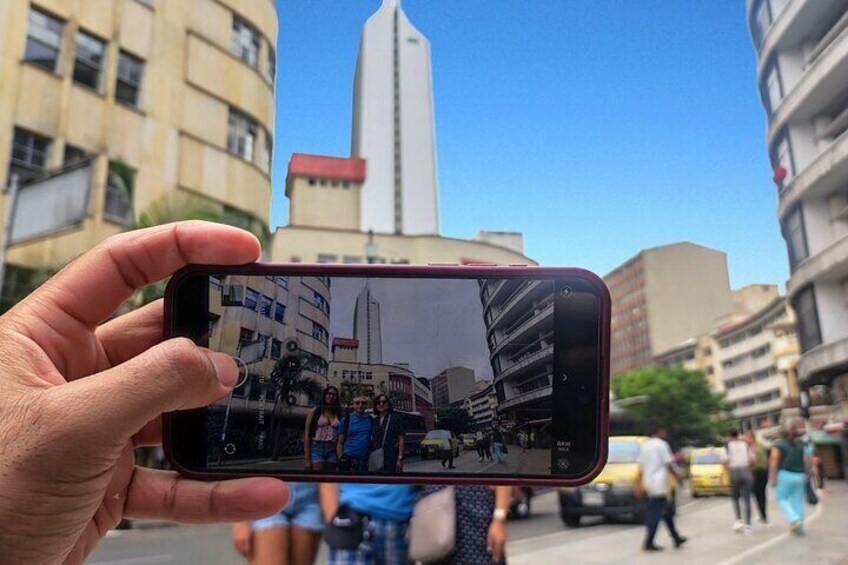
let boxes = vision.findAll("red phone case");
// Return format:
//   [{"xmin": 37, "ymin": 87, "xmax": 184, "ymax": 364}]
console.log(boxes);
[{"xmin": 163, "ymin": 262, "xmax": 610, "ymax": 487}]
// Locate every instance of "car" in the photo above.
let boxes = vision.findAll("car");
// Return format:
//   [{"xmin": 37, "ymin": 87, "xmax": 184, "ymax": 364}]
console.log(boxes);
[
  {"xmin": 419, "ymin": 429, "xmax": 460, "ymax": 460},
  {"xmin": 461, "ymin": 434, "xmax": 477, "ymax": 450},
  {"xmin": 558, "ymin": 436, "xmax": 677, "ymax": 527},
  {"xmin": 689, "ymin": 447, "xmax": 731, "ymax": 497}
]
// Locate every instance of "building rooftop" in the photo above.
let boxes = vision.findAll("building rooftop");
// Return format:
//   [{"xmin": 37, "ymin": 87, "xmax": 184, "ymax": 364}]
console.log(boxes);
[
  {"xmin": 286, "ymin": 153, "xmax": 367, "ymax": 196},
  {"xmin": 332, "ymin": 337, "xmax": 359, "ymax": 351}
]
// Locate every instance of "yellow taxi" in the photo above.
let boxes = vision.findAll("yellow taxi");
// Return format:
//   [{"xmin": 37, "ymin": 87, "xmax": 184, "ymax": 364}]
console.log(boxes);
[
  {"xmin": 689, "ymin": 447, "xmax": 731, "ymax": 497},
  {"xmin": 419, "ymin": 429, "xmax": 460, "ymax": 460},
  {"xmin": 558, "ymin": 436, "xmax": 678, "ymax": 527}
]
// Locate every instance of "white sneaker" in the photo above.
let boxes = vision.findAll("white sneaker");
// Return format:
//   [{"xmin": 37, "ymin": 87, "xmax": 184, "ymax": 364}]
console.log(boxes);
[
  {"xmin": 743, "ymin": 525, "xmax": 753, "ymax": 535},
  {"xmin": 732, "ymin": 520, "xmax": 745, "ymax": 533}
]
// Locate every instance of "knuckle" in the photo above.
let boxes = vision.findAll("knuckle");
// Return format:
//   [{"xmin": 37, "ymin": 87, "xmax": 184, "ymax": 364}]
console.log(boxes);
[{"xmin": 160, "ymin": 338, "xmax": 213, "ymax": 382}]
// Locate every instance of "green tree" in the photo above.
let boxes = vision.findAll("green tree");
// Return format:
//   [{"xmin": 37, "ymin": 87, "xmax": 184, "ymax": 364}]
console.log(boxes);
[
  {"xmin": 268, "ymin": 361, "xmax": 324, "ymax": 460},
  {"xmin": 435, "ymin": 406, "xmax": 476, "ymax": 434},
  {"xmin": 612, "ymin": 366, "xmax": 734, "ymax": 449}
]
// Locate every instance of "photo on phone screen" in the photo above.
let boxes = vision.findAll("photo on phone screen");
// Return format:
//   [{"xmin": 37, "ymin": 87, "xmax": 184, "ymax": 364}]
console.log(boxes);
[{"xmin": 170, "ymin": 268, "xmax": 606, "ymax": 481}]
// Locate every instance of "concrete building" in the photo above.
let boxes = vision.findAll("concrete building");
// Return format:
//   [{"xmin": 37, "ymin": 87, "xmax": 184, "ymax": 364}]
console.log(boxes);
[
  {"xmin": 430, "ymin": 366, "xmax": 476, "ymax": 409},
  {"xmin": 747, "ymin": 0, "xmax": 848, "ymax": 421},
  {"xmin": 352, "ymin": 0, "xmax": 438, "ymax": 235},
  {"xmin": 1, "ymin": 0, "xmax": 277, "ymax": 278},
  {"xmin": 274, "ymin": 156, "xmax": 532, "ymax": 266},
  {"xmin": 463, "ymin": 383, "xmax": 498, "ymax": 429},
  {"xmin": 605, "ymin": 242, "xmax": 733, "ymax": 375},
  {"xmin": 353, "ymin": 283, "xmax": 383, "ymax": 364}
]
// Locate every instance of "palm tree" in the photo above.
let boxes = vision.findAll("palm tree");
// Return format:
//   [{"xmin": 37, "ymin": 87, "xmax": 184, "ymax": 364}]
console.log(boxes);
[{"xmin": 268, "ymin": 358, "xmax": 324, "ymax": 460}]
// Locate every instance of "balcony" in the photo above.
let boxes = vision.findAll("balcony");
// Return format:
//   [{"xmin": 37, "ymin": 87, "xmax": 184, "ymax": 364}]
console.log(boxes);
[
  {"xmin": 734, "ymin": 396, "xmax": 784, "ymax": 420},
  {"xmin": 786, "ymin": 234, "xmax": 848, "ymax": 300},
  {"xmin": 494, "ymin": 302, "xmax": 554, "ymax": 354},
  {"xmin": 489, "ymin": 281, "xmax": 549, "ymax": 331},
  {"xmin": 498, "ymin": 384, "xmax": 552, "ymax": 412},
  {"xmin": 495, "ymin": 344, "xmax": 553, "ymax": 384},
  {"xmin": 725, "ymin": 373, "xmax": 784, "ymax": 403},
  {"xmin": 797, "ymin": 335, "xmax": 848, "ymax": 385},
  {"xmin": 778, "ymin": 127, "xmax": 848, "ymax": 219}
]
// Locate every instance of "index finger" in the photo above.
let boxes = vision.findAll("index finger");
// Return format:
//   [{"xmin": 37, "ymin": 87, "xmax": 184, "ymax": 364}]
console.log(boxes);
[{"xmin": 21, "ymin": 221, "xmax": 261, "ymax": 327}]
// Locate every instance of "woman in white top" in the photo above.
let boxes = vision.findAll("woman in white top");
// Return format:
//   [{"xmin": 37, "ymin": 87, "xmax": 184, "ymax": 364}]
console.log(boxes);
[{"xmin": 723, "ymin": 429, "xmax": 755, "ymax": 533}]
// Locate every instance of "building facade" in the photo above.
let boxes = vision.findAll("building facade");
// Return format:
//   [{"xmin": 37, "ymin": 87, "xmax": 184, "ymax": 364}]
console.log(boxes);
[
  {"xmin": 352, "ymin": 0, "xmax": 439, "ymax": 235},
  {"xmin": 747, "ymin": 0, "xmax": 848, "ymax": 421},
  {"xmin": 605, "ymin": 242, "xmax": 733, "ymax": 375},
  {"xmin": 430, "ymin": 366, "xmax": 476, "ymax": 409},
  {"xmin": 353, "ymin": 283, "xmax": 383, "ymax": 364},
  {"xmin": 463, "ymin": 383, "xmax": 498, "ymax": 429},
  {"xmin": 1, "ymin": 0, "xmax": 276, "ymax": 277}
]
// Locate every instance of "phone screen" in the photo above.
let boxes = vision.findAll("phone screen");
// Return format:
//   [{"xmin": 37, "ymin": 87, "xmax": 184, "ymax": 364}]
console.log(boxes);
[{"xmin": 169, "ymin": 269, "xmax": 606, "ymax": 481}]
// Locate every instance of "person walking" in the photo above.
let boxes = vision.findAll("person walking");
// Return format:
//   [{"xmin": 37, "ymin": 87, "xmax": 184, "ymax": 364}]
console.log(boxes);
[
  {"xmin": 320, "ymin": 483, "xmax": 416, "ymax": 565},
  {"xmin": 475, "ymin": 429, "xmax": 486, "ymax": 463},
  {"xmin": 745, "ymin": 430, "xmax": 769, "ymax": 525},
  {"xmin": 723, "ymin": 429, "xmax": 755, "ymax": 534},
  {"xmin": 372, "ymin": 394, "xmax": 405, "ymax": 472},
  {"xmin": 232, "ymin": 483, "xmax": 323, "ymax": 565},
  {"xmin": 769, "ymin": 424, "xmax": 809, "ymax": 535},
  {"xmin": 637, "ymin": 425, "xmax": 687, "ymax": 552},
  {"xmin": 519, "ymin": 431, "xmax": 528, "ymax": 454},
  {"xmin": 304, "ymin": 386, "xmax": 342, "ymax": 472},
  {"xmin": 491, "ymin": 426, "xmax": 507, "ymax": 464},
  {"xmin": 483, "ymin": 430, "xmax": 493, "ymax": 461}
]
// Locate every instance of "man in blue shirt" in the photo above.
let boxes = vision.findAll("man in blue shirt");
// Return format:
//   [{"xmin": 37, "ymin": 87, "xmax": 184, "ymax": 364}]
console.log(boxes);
[
  {"xmin": 337, "ymin": 396, "xmax": 374, "ymax": 472},
  {"xmin": 320, "ymin": 483, "xmax": 417, "ymax": 565}
]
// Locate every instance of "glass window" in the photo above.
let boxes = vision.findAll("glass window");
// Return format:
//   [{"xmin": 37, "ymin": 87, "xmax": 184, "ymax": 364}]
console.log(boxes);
[
  {"xmin": 25, "ymin": 7, "xmax": 63, "ymax": 72},
  {"xmin": 771, "ymin": 130, "xmax": 794, "ymax": 182},
  {"xmin": 231, "ymin": 16, "xmax": 259, "ymax": 68},
  {"xmin": 244, "ymin": 288, "xmax": 259, "ymax": 310},
  {"xmin": 752, "ymin": 0, "xmax": 771, "ymax": 50},
  {"xmin": 263, "ymin": 130, "xmax": 273, "ymax": 173},
  {"xmin": 313, "ymin": 290, "xmax": 329, "ymax": 315},
  {"xmin": 317, "ymin": 254, "xmax": 338, "ymax": 263},
  {"xmin": 227, "ymin": 109, "xmax": 257, "ymax": 162},
  {"xmin": 104, "ymin": 162, "xmax": 135, "ymax": 224},
  {"xmin": 782, "ymin": 204, "xmax": 808, "ymax": 271},
  {"xmin": 271, "ymin": 338, "xmax": 282, "ymax": 359},
  {"xmin": 763, "ymin": 58, "xmax": 782, "ymax": 116},
  {"xmin": 312, "ymin": 321, "xmax": 328, "ymax": 344},
  {"xmin": 238, "ymin": 327, "xmax": 254, "ymax": 346},
  {"xmin": 274, "ymin": 302, "xmax": 286, "ymax": 323},
  {"xmin": 259, "ymin": 295, "xmax": 273, "ymax": 318},
  {"xmin": 10, "ymin": 128, "xmax": 50, "ymax": 182},
  {"xmin": 63, "ymin": 144, "xmax": 86, "ymax": 166},
  {"xmin": 792, "ymin": 286, "xmax": 822, "ymax": 353},
  {"xmin": 266, "ymin": 44, "xmax": 276, "ymax": 83},
  {"xmin": 116, "ymin": 51, "xmax": 144, "ymax": 108},
  {"xmin": 73, "ymin": 31, "xmax": 106, "ymax": 90}
]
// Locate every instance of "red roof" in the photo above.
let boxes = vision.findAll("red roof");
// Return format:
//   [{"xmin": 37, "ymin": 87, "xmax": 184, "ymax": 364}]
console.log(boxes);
[
  {"xmin": 332, "ymin": 337, "xmax": 359, "ymax": 350},
  {"xmin": 288, "ymin": 153, "xmax": 366, "ymax": 183}
]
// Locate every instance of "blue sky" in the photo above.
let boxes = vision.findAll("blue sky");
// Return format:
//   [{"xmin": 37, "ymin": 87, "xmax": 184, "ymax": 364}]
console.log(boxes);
[{"xmin": 271, "ymin": 1, "xmax": 787, "ymax": 289}]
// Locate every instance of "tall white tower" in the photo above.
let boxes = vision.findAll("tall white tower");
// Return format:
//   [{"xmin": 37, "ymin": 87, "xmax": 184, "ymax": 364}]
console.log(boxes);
[
  {"xmin": 353, "ymin": 284, "xmax": 383, "ymax": 364},
  {"xmin": 351, "ymin": 0, "xmax": 440, "ymax": 235}
]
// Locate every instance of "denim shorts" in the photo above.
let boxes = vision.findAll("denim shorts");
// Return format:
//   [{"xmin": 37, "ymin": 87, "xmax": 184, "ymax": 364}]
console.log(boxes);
[
  {"xmin": 311, "ymin": 440, "xmax": 338, "ymax": 464},
  {"xmin": 252, "ymin": 483, "xmax": 323, "ymax": 533}
]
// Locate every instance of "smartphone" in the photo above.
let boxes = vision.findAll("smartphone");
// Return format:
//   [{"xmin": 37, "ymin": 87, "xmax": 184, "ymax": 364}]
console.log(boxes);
[{"xmin": 163, "ymin": 263, "xmax": 610, "ymax": 486}]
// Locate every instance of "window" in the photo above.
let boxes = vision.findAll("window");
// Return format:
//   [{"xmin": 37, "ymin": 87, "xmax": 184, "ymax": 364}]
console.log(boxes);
[
  {"xmin": 274, "ymin": 302, "xmax": 286, "ymax": 323},
  {"xmin": 317, "ymin": 254, "xmax": 338, "ymax": 263},
  {"xmin": 25, "ymin": 7, "xmax": 63, "ymax": 72},
  {"xmin": 312, "ymin": 321, "xmax": 328, "ymax": 344},
  {"xmin": 244, "ymin": 288, "xmax": 259, "ymax": 310},
  {"xmin": 104, "ymin": 161, "xmax": 135, "ymax": 224},
  {"xmin": 263, "ymin": 130, "xmax": 273, "ymax": 173},
  {"xmin": 231, "ymin": 16, "xmax": 259, "ymax": 68},
  {"xmin": 762, "ymin": 58, "xmax": 782, "ymax": 116},
  {"xmin": 271, "ymin": 338, "xmax": 282, "ymax": 359},
  {"xmin": 238, "ymin": 327, "xmax": 254, "ymax": 346},
  {"xmin": 266, "ymin": 45, "xmax": 276, "ymax": 82},
  {"xmin": 343, "ymin": 255, "xmax": 362, "ymax": 264},
  {"xmin": 792, "ymin": 286, "xmax": 822, "ymax": 353},
  {"xmin": 771, "ymin": 130, "xmax": 795, "ymax": 187},
  {"xmin": 313, "ymin": 291, "xmax": 329, "ymax": 315},
  {"xmin": 259, "ymin": 295, "xmax": 273, "ymax": 318},
  {"xmin": 73, "ymin": 31, "xmax": 106, "ymax": 90},
  {"xmin": 116, "ymin": 51, "xmax": 144, "ymax": 108},
  {"xmin": 10, "ymin": 128, "xmax": 50, "ymax": 182},
  {"xmin": 227, "ymin": 109, "xmax": 257, "ymax": 162},
  {"xmin": 752, "ymin": 0, "xmax": 771, "ymax": 49},
  {"xmin": 276, "ymin": 277, "xmax": 288, "ymax": 290},
  {"xmin": 63, "ymin": 144, "xmax": 86, "ymax": 166},
  {"xmin": 782, "ymin": 204, "xmax": 808, "ymax": 271}
]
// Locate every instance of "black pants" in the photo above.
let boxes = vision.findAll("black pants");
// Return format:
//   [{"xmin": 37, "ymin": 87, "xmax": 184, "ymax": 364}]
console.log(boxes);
[
  {"xmin": 644, "ymin": 496, "xmax": 681, "ymax": 548},
  {"xmin": 752, "ymin": 468, "xmax": 768, "ymax": 522}
]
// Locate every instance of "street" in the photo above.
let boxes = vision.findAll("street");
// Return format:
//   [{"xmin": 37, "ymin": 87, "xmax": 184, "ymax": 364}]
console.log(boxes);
[{"xmin": 89, "ymin": 482, "xmax": 848, "ymax": 564}]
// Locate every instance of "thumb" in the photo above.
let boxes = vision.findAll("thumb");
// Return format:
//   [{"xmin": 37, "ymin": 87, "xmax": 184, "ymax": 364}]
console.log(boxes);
[{"xmin": 56, "ymin": 337, "xmax": 237, "ymax": 445}]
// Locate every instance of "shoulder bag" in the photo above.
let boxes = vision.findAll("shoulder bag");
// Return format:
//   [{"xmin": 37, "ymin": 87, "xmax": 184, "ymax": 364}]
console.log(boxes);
[
  {"xmin": 408, "ymin": 486, "xmax": 456, "ymax": 563},
  {"xmin": 368, "ymin": 414, "xmax": 391, "ymax": 472}
]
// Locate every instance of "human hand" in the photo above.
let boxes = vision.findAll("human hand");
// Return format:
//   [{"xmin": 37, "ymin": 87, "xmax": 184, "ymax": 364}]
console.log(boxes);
[
  {"xmin": 0, "ymin": 222, "xmax": 289, "ymax": 564},
  {"xmin": 487, "ymin": 517, "xmax": 507, "ymax": 562},
  {"xmin": 232, "ymin": 521, "xmax": 253, "ymax": 559}
]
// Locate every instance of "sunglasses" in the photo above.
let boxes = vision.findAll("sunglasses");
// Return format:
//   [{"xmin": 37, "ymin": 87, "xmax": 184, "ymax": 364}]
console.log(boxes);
[
  {"xmin": 377, "ymin": 399, "xmax": 388, "ymax": 405},
  {"xmin": 353, "ymin": 401, "xmax": 365, "ymax": 405}
]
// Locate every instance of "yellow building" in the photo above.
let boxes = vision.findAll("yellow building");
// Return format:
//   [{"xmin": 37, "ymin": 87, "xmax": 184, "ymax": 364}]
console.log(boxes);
[{"xmin": 0, "ymin": 0, "xmax": 276, "ymax": 273}]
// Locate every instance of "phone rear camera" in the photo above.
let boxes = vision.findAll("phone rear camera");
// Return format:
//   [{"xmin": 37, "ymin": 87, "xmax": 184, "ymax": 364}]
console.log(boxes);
[{"xmin": 560, "ymin": 285, "xmax": 572, "ymax": 297}]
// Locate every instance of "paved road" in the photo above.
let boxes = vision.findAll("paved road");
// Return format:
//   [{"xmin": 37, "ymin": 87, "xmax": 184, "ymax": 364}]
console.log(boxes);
[{"xmin": 89, "ymin": 483, "xmax": 848, "ymax": 564}]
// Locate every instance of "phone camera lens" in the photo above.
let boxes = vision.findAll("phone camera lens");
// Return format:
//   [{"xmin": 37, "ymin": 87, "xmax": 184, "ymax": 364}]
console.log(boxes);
[{"xmin": 560, "ymin": 286, "xmax": 572, "ymax": 297}]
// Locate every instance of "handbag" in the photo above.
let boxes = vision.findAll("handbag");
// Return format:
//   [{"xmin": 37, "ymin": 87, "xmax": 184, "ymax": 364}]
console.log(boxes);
[
  {"xmin": 368, "ymin": 415, "xmax": 391, "ymax": 472},
  {"xmin": 408, "ymin": 486, "xmax": 456, "ymax": 563}
]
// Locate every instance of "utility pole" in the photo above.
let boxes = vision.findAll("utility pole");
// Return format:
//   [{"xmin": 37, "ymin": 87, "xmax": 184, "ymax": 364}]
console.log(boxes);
[{"xmin": 0, "ymin": 174, "xmax": 21, "ymax": 302}]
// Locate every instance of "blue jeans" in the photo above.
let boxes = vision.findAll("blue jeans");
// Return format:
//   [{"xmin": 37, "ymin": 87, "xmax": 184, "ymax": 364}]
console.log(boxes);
[
  {"xmin": 776, "ymin": 469, "xmax": 805, "ymax": 525},
  {"xmin": 493, "ymin": 442, "xmax": 506, "ymax": 463},
  {"xmin": 644, "ymin": 496, "xmax": 681, "ymax": 548}
]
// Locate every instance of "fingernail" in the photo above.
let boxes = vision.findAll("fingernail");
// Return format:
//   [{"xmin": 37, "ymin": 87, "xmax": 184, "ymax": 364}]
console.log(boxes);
[{"xmin": 207, "ymin": 350, "xmax": 238, "ymax": 387}]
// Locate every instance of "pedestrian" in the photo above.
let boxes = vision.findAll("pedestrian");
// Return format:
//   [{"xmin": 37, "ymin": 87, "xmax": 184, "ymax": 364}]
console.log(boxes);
[
  {"xmin": 304, "ymin": 386, "xmax": 342, "ymax": 472},
  {"xmin": 637, "ymin": 425, "xmax": 687, "ymax": 552},
  {"xmin": 337, "ymin": 396, "xmax": 374, "ymax": 472},
  {"xmin": 476, "ymin": 429, "xmax": 486, "ymax": 463},
  {"xmin": 232, "ymin": 483, "xmax": 323, "ymax": 565},
  {"xmin": 769, "ymin": 423, "xmax": 809, "ymax": 534},
  {"xmin": 723, "ymin": 429, "xmax": 754, "ymax": 534},
  {"xmin": 745, "ymin": 430, "xmax": 769, "ymax": 525},
  {"xmin": 491, "ymin": 426, "xmax": 507, "ymax": 464},
  {"xmin": 372, "ymin": 394, "xmax": 405, "ymax": 472},
  {"xmin": 519, "ymin": 431, "xmax": 528, "ymax": 454},
  {"xmin": 529, "ymin": 431, "xmax": 536, "ymax": 449},
  {"xmin": 320, "ymin": 483, "xmax": 416, "ymax": 565},
  {"xmin": 420, "ymin": 486, "xmax": 511, "ymax": 565},
  {"xmin": 483, "ymin": 430, "xmax": 493, "ymax": 461},
  {"xmin": 441, "ymin": 432, "xmax": 457, "ymax": 469}
]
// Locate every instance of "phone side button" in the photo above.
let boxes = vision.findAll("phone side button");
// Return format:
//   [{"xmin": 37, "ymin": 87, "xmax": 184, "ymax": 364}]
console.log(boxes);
[
  {"xmin": 427, "ymin": 262, "xmax": 459, "ymax": 266},
  {"xmin": 508, "ymin": 263, "xmax": 528, "ymax": 267}
]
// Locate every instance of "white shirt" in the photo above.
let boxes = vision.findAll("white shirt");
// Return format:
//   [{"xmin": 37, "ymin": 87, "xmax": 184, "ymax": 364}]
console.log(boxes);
[
  {"xmin": 638, "ymin": 437, "xmax": 674, "ymax": 497},
  {"xmin": 723, "ymin": 440, "xmax": 753, "ymax": 469}
]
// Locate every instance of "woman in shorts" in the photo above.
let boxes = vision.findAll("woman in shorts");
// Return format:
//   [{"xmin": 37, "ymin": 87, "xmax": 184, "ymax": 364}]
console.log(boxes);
[
  {"xmin": 232, "ymin": 482, "xmax": 323, "ymax": 565},
  {"xmin": 304, "ymin": 385, "xmax": 341, "ymax": 471}
]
